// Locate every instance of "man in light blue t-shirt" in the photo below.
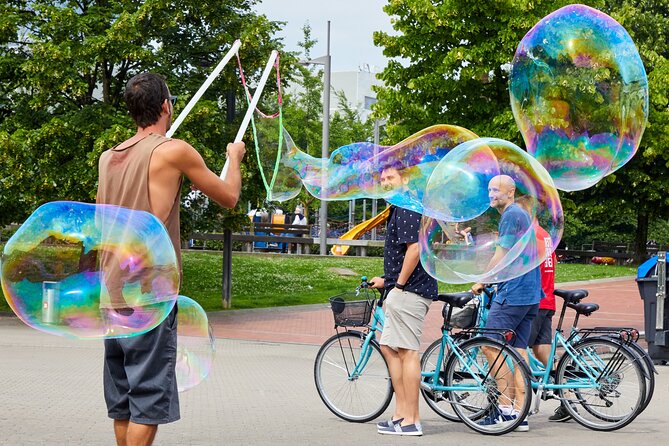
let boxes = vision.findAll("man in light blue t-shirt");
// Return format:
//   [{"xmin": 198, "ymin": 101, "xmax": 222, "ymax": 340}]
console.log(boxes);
[{"xmin": 472, "ymin": 174, "xmax": 542, "ymax": 432}]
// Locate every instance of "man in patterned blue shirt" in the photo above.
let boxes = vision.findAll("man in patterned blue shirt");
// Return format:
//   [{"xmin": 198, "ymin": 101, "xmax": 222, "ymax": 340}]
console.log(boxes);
[{"xmin": 370, "ymin": 163, "xmax": 438, "ymax": 437}]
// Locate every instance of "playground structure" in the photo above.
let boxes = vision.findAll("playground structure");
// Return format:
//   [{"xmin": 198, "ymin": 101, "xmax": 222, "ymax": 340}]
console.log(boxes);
[{"xmin": 331, "ymin": 207, "xmax": 391, "ymax": 256}]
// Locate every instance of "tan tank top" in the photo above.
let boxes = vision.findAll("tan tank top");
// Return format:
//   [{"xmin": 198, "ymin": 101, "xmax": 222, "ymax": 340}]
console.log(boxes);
[{"xmin": 97, "ymin": 133, "xmax": 182, "ymax": 270}]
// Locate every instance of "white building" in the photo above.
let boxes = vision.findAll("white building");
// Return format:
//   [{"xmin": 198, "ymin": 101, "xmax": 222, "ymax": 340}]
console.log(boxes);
[
  {"xmin": 330, "ymin": 66, "xmax": 383, "ymax": 122},
  {"xmin": 287, "ymin": 65, "xmax": 383, "ymax": 122}
]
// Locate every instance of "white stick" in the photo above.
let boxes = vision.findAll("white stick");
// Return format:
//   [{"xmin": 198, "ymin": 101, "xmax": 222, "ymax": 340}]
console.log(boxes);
[
  {"xmin": 166, "ymin": 39, "xmax": 242, "ymax": 138},
  {"xmin": 220, "ymin": 50, "xmax": 279, "ymax": 179}
]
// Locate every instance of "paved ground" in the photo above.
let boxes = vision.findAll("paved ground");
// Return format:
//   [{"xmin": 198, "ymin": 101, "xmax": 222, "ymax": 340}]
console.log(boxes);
[{"xmin": 1, "ymin": 277, "xmax": 667, "ymax": 445}]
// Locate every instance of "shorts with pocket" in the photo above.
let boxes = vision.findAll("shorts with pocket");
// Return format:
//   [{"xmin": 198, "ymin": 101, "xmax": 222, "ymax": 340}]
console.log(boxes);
[
  {"xmin": 379, "ymin": 288, "xmax": 432, "ymax": 351},
  {"xmin": 103, "ymin": 305, "xmax": 180, "ymax": 425}
]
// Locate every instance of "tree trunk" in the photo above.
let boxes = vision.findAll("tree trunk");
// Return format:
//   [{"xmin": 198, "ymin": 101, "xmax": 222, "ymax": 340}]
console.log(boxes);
[{"xmin": 634, "ymin": 211, "xmax": 649, "ymax": 263}]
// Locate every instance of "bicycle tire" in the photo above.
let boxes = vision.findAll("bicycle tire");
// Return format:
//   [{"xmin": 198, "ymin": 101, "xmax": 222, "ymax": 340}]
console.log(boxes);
[
  {"xmin": 555, "ymin": 337, "xmax": 645, "ymax": 431},
  {"xmin": 445, "ymin": 337, "xmax": 532, "ymax": 435},
  {"xmin": 617, "ymin": 340, "xmax": 654, "ymax": 413},
  {"xmin": 314, "ymin": 331, "xmax": 393, "ymax": 422},
  {"xmin": 420, "ymin": 338, "xmax": 460, "ymax": 422}
]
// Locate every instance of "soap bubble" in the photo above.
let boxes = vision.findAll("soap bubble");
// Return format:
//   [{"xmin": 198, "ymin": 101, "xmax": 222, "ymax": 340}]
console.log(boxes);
[
  {"xmin": 419, "ymin": 138, "xmax": 563, "ymax": 284},
  {"xmin": 273, "ymin": 125, "xmax": 479, "ymax": 213},
  {"xmin": 176, "ymin": 295, "xmax": 215, "ymax": 392},
  {"xmin": 1, "ymin": 201, "xmax": 179, "ymax": 339},
  {"xmin": 509, "ymin": 4, "xmax": 648, "ymax": 191}
]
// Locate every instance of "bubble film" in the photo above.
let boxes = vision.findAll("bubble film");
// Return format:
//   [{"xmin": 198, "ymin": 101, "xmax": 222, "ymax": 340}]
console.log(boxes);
[
  {"xmin": 510, "ymin": 4, "xmax": 648, "ymax": 191},
  {"xmin": 1, "ymin": 201, "xmax": 179, "ymax": 339},
  {"xmin": 252, "ymin": 111, "xmax": 302, "ymax": 202},
  {"xmin": 176, "ymin": 295, "xmax": 215, "ymax": 392},
  {"xmin": 420, "ymin": 138, "xmax": 563, "ymax": 284},
  {"xmin": 273, "ymin": 125, "xmax": 479, "ymax": 213}
]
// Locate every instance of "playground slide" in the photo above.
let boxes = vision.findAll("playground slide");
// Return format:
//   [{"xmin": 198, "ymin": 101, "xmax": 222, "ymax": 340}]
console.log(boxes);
[{"xmin": 331, "ymin": 207, "xmax": 391, "ymax": 256}]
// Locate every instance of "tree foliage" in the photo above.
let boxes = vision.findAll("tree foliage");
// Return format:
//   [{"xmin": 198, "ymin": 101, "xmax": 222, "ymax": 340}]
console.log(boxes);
[
  {"xmin": 0, "ymin": 0, "xmax": 284, "ymax": 236},
  {"xmin": 373, "ymin": 0, "xmax": 669, "ymax": 259}
]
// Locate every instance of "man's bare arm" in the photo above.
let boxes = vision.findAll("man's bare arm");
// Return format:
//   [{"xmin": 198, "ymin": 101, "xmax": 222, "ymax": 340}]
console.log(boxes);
[{"xmin": 165, "ymin": 140, "xmax": 246, "ymax": 209}]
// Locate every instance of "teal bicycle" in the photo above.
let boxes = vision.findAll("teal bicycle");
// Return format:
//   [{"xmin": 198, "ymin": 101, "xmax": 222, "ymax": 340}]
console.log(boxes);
[
  {"xmin": 419, "ymin": 292, "xmax": 532, "ymax": 435},
  {"xmin": 314, "ymin": 279, "xmax": 533, "ymax": 435},
  {"xmin": 313, "ymin": 277, "xmax": 391, "ymax": 422},
  {"xmin": 422, "ymin": 286, "xmax": 650, "ymax": 431},
  {"xmin": 525, "ymin": 288, "xmax": 650, "ymax": 431}
]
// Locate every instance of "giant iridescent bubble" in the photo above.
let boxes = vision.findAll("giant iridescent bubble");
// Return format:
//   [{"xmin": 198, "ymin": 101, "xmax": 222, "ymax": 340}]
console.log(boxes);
[
  {"xmin": 510, "ymin": 4, "xmax": 648, "ymax": 192},
  {"xmin": 267, "ymin": 125, "xmax": 479, "ymax": 213},
  {"xmin": 419, "ymin": 138, "xmax": 563, "ymax": 284},
  {"xmin": 176, "ymin": 295, "xmax": 215, "ymax": 392},
  {"xmin": 1, "ymin": 201, "xmax": 179, "ymax": 339}
]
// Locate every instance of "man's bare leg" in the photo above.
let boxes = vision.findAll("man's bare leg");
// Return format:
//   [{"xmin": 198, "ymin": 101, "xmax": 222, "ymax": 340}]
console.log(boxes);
[
  {"xmin": 397, "ymin": 348, "xmax": 421, "ymax": 425},
  {"xmin": 531, "ymin": 344, "xmax": 552, "ymax": 369},
  {"xmin": 381, "ymin": 345, "xmax": 406, "ymax": 421},
  {"xmin": 513, "ymin": 348, "xmax": 530, "ymax": 413},
  {"xmin": 113, "ymin": 420, "xmax": 158, "ymax": 446},
  {"xmin": 113, "ymin": 420, "xmax": 129, "ymax": 446}
]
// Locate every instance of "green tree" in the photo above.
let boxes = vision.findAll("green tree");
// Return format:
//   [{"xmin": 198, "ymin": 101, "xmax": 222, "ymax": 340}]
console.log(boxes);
[
  {"xmin": 373, "ymin": 0, "xmax": 669, "ymax": 261},
  {"xmin": 279, "ymin": 23, "xmax": 375, "ymax": 226},
  {"xmin": 567, "ymin": 0, "xmax": 669, "ymax": 260},
  {"xmin": 0, "ymin": 0, "xmax": 283, "ymax": 237},
  {"xmin": 372, "ymin": 0, "xmax": 570, "ymax": 143}
]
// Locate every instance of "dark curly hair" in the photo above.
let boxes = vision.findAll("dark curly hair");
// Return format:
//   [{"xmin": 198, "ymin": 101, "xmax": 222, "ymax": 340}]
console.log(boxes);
[{"xmin": 124, "ymin": 73, "xmax": 170, "ymax": 128}]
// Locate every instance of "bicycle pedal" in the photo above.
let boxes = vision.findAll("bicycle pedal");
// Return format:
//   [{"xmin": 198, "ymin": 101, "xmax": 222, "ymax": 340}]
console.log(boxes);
[{"xmin": 420, "ymin": 381, "xmax": 433, "ymax": 393}]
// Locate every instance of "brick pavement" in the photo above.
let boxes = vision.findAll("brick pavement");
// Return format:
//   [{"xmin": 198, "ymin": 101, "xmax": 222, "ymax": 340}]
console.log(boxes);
[{"xmin": 210, "ymin": 277, "xmax": 646, "ymax": 349}]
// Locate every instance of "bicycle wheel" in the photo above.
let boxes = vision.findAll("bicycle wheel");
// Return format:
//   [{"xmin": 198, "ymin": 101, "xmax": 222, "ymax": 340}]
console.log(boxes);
[
  {"xmin": 314, "ymin": 331, "xmax": 393, "ymax": 422},
  {"xmin": 555, "ymin": 337, "xmax": 646, "ymax": 431},
  {"xmin": 445, "ymin": 337, "xmax": 532, "ymax": 435},
  {"xmin": 420, "ymin": 338, "xmax": 459, "ymax": 422},
  {"xmin": 619, "ymin": 340, "xmax": 655, "ymax": 413}
]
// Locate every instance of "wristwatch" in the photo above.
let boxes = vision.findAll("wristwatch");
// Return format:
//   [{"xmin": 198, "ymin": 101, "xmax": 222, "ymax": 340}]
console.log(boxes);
[{"xmin": 395, "ymin": 282, "xmax": 406, "ymax": 291}]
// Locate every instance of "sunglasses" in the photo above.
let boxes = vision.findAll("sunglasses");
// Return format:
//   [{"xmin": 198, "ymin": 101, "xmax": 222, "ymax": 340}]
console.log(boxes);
[{"xmin": 168, "ymin": 95, "xmax": 178, "ymax": 106}]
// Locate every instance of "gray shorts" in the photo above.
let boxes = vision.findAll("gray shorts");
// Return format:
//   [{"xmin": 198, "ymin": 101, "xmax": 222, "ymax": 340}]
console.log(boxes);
[
  {"xmin": 528, "ymin": 309, "xmax": 555, "ymax": 346},
  {"xmin": 379, "ymin": 288, "xmax": 432, "ymax": 351},
  {"xmin": 103, "ymin": 305, "xmax": 180, "ymax": 425}
]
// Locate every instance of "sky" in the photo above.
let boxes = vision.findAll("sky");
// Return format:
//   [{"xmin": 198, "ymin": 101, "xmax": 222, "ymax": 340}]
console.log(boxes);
[{"xmin": 253, "ymin": 0, "xmax": 395, "ymax": 72}]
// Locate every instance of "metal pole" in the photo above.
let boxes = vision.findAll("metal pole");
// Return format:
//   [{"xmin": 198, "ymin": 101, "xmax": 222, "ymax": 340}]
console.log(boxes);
[
  {"xmin": 656, "ymin": 251, "xmax": 666, "ymax": 333},
  {"xmin": 371, "ymin": 119, "xmax": 380, "ymax": 240},
  {"xmin": 319, "ymin": 21, "xmax": 331, "ymax": 255},
  {"xmin": 222, "ymin": 229, "xmax": 233, "ymax": 308}
]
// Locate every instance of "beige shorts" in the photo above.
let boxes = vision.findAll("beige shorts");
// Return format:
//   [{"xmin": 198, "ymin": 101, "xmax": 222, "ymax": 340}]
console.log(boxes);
[{"xmin": 379, "ymin": 288, "xmax": 432, "ymax": 351}]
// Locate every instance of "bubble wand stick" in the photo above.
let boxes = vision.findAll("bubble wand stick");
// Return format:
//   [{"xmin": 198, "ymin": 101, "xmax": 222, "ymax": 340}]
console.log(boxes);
[
  {"xmin": 220, "ymin": 49, "xmax": 279, "ymax": 179},
  {"xmin": 166, "ymin": 39, "xmax": 242, "ymax": 138}
]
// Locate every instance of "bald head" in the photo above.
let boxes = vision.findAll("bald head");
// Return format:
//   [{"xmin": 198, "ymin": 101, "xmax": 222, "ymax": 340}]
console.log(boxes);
[{"xmin": 488, "ymin": 175, "xmax": 516, "ymax": 213}]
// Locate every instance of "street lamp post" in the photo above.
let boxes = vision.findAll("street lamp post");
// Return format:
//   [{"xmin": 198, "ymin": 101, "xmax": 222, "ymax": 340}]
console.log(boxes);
[
  {"xmin": 371, "ymin": 118, "xmax": 386, "ymax": 240},
  {"xmin": 301, "ymin": 21, "xmax": 331, "ymax": 255}
]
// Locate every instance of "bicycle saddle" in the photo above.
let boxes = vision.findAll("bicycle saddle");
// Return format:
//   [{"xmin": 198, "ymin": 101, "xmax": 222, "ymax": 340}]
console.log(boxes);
[
  {"xmin": 435, "ymin": 292, "xmax": 474, "ymax": 308},
  {"xmin": 554, "ymin": 288, "xmax": 588, "ymax": 303},
  {"xmin": 567, "ymin": 302, "xmax": 599, "ymax": 316}
]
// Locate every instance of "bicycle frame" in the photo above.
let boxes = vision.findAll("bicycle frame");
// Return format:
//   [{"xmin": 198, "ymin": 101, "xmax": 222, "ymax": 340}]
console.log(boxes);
[{"xmin": 341, "ymin": 303, "xmax": 385, "ymax": 380}]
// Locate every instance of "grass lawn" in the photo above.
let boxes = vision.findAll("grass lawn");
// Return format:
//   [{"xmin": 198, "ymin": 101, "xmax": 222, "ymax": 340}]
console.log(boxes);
[
  {"xmin": 0, "ymin": 250, "xmax": 638, "ymax": 313},
  {"xmin": 181, "ymin": 251, "xmax": 637, "ymax": 311}
]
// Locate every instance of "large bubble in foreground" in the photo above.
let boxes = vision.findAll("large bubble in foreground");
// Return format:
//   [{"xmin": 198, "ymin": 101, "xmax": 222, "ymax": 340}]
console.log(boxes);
[
  {"xmin": 272, "ymin": 125, "xmax": 479, "ymax": 213},
  {"xmin": 419, "ymin": 138, "xmax": 563, "ymax": 284},
  {"xmin": 1, "ymin": 201, "xmax": 179, "ymax": 339},
  {"xmin": 176, "ymin": 295, "xmax": 215, "ymax": 392},
  {"xmin": 510, "ymin": 4, "xmax": 648, "ymax": 192}
]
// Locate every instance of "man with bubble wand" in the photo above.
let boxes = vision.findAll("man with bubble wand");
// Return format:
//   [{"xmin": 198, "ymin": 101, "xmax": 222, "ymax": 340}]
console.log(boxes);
[{"xmin": 96, "ymin": 43, "xmax": 276, "ymax": 446}]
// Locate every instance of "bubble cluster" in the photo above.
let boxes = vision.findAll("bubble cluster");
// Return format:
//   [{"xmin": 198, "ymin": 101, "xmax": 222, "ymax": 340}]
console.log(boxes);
[
  {"xmin": 420, "ymin": 138, "xmax": 563, "ymax": 284},
  {"xmin": 273, "ymin": 125, "xmax": 479, "ymax": 213},
  {"xmin": 510, "ymin": 4, "xmax": 648, "ymax": 191},
  {"xmin": 176, "ymin": 295, "xmax": 215, "ymax": 392},
  {"xmin": 1, "ymin": 201, "xmax": 179, "ymax": 339}
]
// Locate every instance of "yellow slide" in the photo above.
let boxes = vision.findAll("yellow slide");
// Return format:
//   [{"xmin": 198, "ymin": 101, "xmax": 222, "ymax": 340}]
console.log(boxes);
[{"xmin": 331, "ymin": 207, "xmax": 391, "ymax": 256}]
